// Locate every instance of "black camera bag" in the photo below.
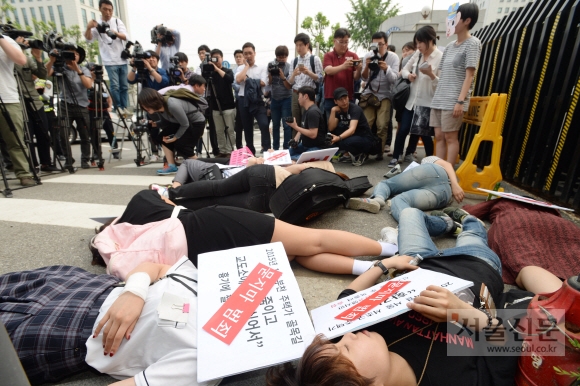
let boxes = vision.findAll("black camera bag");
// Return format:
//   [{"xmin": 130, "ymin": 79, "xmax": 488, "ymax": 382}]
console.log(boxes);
[{"xmin": 269, "ymin": 168, "xmax": 372, "ymax": 224}]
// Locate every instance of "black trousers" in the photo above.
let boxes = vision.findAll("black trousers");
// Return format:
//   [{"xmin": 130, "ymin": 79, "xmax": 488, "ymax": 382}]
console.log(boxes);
[
  {"xmin": 161, "ymin": 121, "xmax": 205, "ymax": 159},
  {"xmin": 59, "ymin": 102, "xmax": 91, "ymax": 163},
  {"xmin": 24, "ymin": 102, "xmax": 52, "ymax": 166},
  {"xmin": 169, "ymin": 164, "xmax": 277, "ymax": 212}
]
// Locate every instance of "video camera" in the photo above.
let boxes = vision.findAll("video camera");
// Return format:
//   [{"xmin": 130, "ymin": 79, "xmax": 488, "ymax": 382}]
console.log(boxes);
[
  {"xmin": 268, "ymin": 60, "xmax": 284, "ymax": 76},
  {"xmin": 201, "ymin": 53, "xmax": 217, "ymax": 78},
  {"xmin": 168, "ymin": 55, "xmax": 182, "ymax": 78},
  {"xmin": 0, "ymin": 22, "xmax": 44, "ymax": 50},
  {"xmin": 43, "ymin": 31, "xmax": 77, "ymax": 62},
  {"xmin": 88, "ymin": 62, "xmax": 104, "ymax": 80},
  {"xmin": 96, "ymin": 21, "xmax": 117, "ymax": 40},
  {"xmin": 368, "ymin": 42, "xmax": 381, "ymax": 72},
  {"xmin": 150, "ymin": 25, "xmax": 174, "ymax": 45},
  {"xmin": 121, "ymin": 41, "xmax": 150, "ymax": 71}
]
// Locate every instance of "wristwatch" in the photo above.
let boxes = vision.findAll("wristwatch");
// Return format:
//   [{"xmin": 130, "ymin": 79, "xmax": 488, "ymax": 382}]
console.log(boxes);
[
  {"xmin": 456, "ymin": 100, "xmax": 465, "ymax": 105},
  {"xmin": 373, "ymin": 260, "xmax": 390, "ymax": 275},
  {"xmin": 78, "ymin": 71, "xmax": 84, "ymax": 76}
]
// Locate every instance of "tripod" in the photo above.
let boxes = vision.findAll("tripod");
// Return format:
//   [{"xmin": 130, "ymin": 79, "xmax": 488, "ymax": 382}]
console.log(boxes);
[
  {"xmin": 89, "ymin": 71, "xmax": 107, "ymax": 170},
  {"xmin": 0, "ymin": 94, "xmax": 41, "ymax": 197},
  {"xmin": 15, "ymin": 69, "xmax": 65, "ymax": 175},
  {"xmin": 129, "ymin": 72, "xmax": 155, "ymax": 166},
  {"xmin": 205, "ymin": 73, "xmax": 234, "ymax": 155}
]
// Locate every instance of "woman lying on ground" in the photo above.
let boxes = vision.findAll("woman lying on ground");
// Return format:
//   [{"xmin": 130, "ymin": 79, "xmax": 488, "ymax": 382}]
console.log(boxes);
[
  {"xmin": 0, "ymin": 258, "xmax": 220, "ymax": 386},
  {"xmin": 266, "ymin": 207, "xmax": 563, "ymax": 386},
  {"xmin": 149, "ymin": 157, "xmax": 341, "ymax": 213},
  {"xmin": 90, "ymin": 190, "xmax": 399, "ymax": 278},
  {"xmin": 462, "ymin": 198, "xmax": 580, "ymax": 285},
  {"xmin": 346, "ymin": 155, "xmax": 464, "ymax": 230}
]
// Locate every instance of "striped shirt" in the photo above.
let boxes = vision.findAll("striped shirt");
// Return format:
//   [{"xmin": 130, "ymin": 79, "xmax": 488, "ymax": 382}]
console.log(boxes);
[
  {"xmin": 290, "ymin": 52, "xmax": 324, "ymax": 91},
  {"xmin": 431, "ymin": 36, "xmax": 481, "ymax": 111}
]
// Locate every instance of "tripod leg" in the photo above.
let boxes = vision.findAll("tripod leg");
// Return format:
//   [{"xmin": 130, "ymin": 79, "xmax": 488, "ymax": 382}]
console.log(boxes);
[{"xmin": 0, "ymin": 152, "xmax": 13, "ymax": 198}]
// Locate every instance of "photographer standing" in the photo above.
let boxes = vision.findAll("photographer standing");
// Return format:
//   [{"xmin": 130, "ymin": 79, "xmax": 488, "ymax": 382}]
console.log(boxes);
[
  {"xmin": 154, "ymin": 25, "xmax": 180, "ymax": 71},
  {"xmin": 235, "ymin": 42, "xmax": 270, "ymax": 155},
  {"xmin": 0, "ymin": 33, "xmax": 35, "ymax": 185},
  {"xmin": 127, "ymin": 50, "xmax": 169, "ymax": 91},
  {"xmin": 360, "ymin": 31, "xmax": 399, "ymax": 161},
  {"xmin": 84, "ymin": 0, "xmax": 130, "ymax": 115},
  {"xmin": 267, "ymin": 45, "xmax": 292, "ymax": 150},
  {"xmin": 14, "ymin": 36, "xmax": 59, "ymax": 172},
  {"xmin": 46, "ymin": 46, "xmax": 94, "ymax": 169},
  {"xmin": 208, "ymin": 49, "xmax": 236, "ymax": 157}
]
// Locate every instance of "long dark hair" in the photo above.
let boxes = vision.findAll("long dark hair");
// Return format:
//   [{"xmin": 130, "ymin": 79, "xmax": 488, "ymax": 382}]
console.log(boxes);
[
  {"xmin": 414, "ymin": 25, "xmax": 438, "ymax": 47},
  {"xmin": 138, "ymin": 88, "xmax": 165, "ymax": 111},
  {"xmin": 88, "ymin": 218, "xmax": 115, "ymax": 267}
]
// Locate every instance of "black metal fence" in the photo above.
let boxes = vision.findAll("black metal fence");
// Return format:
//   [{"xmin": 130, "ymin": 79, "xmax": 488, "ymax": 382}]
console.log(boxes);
[{"xmin": 460, "ymin": 0, "xmax": 580, "ymax": 210}]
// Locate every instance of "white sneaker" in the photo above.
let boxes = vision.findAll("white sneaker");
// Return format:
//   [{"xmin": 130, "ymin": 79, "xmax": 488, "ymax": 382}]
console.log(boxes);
[
  {"xmin": 383, "ymin": 164, "xmax": 401, "ymax": 178},
  {"xmin": 379, "ymin": 227, "xmax": 398, "ymax": 246}
]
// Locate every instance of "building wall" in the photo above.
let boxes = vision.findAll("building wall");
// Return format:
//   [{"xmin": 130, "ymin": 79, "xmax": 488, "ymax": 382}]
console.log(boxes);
[
  {"xmin": 4, "ymin": 0, "xmax": 130, "ymax": 37},
  {"xmin": 380, "ymin": 9, "xmax": 486, "ymax": 58}
]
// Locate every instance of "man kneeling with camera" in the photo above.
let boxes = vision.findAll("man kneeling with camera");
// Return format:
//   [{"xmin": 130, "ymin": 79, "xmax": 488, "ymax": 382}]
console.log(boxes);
[
  {"xmin": 328, "ymin": 87, "xmax": 376, "ymax": 166},
  {"xmin": 138, "ymin": 74, "xmax": 208, "ymax": 175},
  {"xmin": 286, "ymin": 86, "xmax": 327, "ymax": 160}
]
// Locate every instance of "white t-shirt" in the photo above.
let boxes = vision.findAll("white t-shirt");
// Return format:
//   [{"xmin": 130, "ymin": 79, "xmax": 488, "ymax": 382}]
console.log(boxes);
[
  {"xmin": 85, "ymin": 257, "xmax": 220, "ymax": 386},
  {"xmin": 234, "ymin": 63, "xmax": 269, "ymax": 96},
  {"xmin": 0, "ymin": 36, "xmax": 21, "ymax": 103},
  {"xmin": 86, "ymin": 17, "xmax": 128, "ymax": 66}
]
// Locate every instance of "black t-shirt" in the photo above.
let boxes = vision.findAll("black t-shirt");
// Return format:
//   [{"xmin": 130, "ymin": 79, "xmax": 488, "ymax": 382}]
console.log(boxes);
[
  {"xmin": 116, "ymin": 190, "xmax": 275, "ymax": 266},
  {"xmin": 333, "ymin": 103, "xmax": 372, "ymax": 137},
  {"xmin": 338, "ymin": 256, "xmax": 517, "ymax": 386},
  {"xmin": 301, "ymin": 104, "xmax": 326, "ymax": 148},
  {"xmin": 209, "ymin": 68, "xmax": 236, "ymax": 111}
]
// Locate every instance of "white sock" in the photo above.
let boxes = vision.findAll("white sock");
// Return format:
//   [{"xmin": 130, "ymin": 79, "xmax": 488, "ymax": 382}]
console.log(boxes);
[
  {"xmin": 379, "ymin": 242, "xmax": 398, "ymax": 256},
  {"xmin": 352, "ymin": 260, "xmax": 374, "ymax": 275}
]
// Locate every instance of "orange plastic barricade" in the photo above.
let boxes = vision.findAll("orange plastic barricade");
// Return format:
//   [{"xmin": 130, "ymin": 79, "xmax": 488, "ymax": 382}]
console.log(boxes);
[{"xmin": 455, "ymin": 93, "xmax": 507, "ymax": 196}]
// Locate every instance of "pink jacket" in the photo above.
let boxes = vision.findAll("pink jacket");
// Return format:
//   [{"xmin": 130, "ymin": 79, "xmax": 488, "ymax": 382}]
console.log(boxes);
[{"xmin": 94, "ymin": 207, "xmax": 188, "ymax": 280}]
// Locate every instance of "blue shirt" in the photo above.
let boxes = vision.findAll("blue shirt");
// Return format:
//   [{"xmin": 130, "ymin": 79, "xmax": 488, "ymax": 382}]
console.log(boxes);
[{"xmin": 129, "ymin": 67, "xmax": 170, "ymax": 91}]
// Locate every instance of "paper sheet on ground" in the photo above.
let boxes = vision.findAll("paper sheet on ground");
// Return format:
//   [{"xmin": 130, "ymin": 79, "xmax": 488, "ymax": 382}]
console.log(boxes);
[
  {"xmin": 402, "ymin": 161, "xmax": 420, "ymax": 173},
  {"xmin": 477, "ymin": 188, "xmax": 573, "ymax": 211},
  {"xmin": 197, "ymin": 242, "xmax": 315, "ymax": 382},
  {"xmin": 311, "ymin": 268, "xmax": 473, "ymax": 340},
  {"xmin": 263, "ymin": 150, "xmax": 292, "ymax": 165}
]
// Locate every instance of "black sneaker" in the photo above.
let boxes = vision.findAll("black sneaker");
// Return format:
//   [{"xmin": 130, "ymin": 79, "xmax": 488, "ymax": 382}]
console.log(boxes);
[
  {"xmin": 41, "ymin": 164, "xmax": 61, "ymax": 172},
  {"xmin": 81, "ymin": 163, "xmax": 91, "ymax": 169},
  {"xmin": 352, "ymin": 153, "xmax": 368, "ymax": 167},
  {"xmin": 431, "ymin": 211, "xmax": 462, "ymax": 236}
]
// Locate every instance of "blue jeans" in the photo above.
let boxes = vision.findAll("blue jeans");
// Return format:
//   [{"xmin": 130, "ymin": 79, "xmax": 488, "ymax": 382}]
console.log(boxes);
[
  {"xmin": 105, "ymin": 65, "xmax": 129, "ymax": 110},
  {"xmin": 270, "ymin": 97, "xmax": 292, "ymax": 150},
  {"xmin": 372, "ymin": 163, "xmax": 451, "ymax": 223},
  {"xmin": 393, "ymin": 107, "xmax": 413, "ymax": 159},
  {"xmin": 338, "ymin": 134, "xmax": 374, "ymax": 156},
  {"xmin": 398, "ymin": 207, "xmax": 502, "ymax": 274},
  {"xmin": 289, "ymin": 143, "xmax": 321, "ymax": 160}
]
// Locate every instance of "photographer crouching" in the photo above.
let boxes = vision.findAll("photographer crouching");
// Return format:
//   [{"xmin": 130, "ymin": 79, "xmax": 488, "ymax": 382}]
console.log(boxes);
[
  {"xmin": 138, "ymin": 74, "xmax": 208, "ymax": 175},
  {"xmin": 46, "ymin": 44, "xmax": 94, "ymax": 169}
]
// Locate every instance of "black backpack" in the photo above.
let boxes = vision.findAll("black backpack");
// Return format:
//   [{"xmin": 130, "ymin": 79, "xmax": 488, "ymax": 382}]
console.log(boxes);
[{"xmin": 269, "ymin": 168, "xmax": 373, "ymax": 224}]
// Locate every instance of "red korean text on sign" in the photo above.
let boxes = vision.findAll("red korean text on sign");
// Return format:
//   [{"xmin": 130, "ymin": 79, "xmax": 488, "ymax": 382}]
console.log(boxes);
[
  {"xmin": 203, "ymin": 263, "xmax": 282, "ymax": 345},
  {"xmin": 335, "ymin": 281, "xmax": 410, "ymax": 321}
]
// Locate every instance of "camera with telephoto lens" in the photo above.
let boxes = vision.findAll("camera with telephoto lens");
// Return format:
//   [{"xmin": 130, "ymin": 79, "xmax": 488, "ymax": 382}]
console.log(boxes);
[
  {"xmin": 324, "ymin": 132, "xmax": 334, "ymax": 146},
  {"xmin": 0, "ymin": 22, "xmax": 44, "ymax": 50},
  {"xmin": 368, "ymin": 42, "xmax": 381, "ymax": 73},
  {"xmin": 169, "ymin": 56, "xmax": 182, "ymax": 77},
  {"xmin": 88, "ymin": 62, "xmax": 104, "ymax": 81},
  {"xmin": 121, "ymin": 41, "xmax": 150, "ymax": 71},
  {"xmin": 42, "ymin": 31, "xmax": 77, "ymax": 62},
  {"xmin": 96, "ymin": 21, "xmax": 117, "ymax": 40},
  {"xmin": 150, "ymin": 25, "xmax": 174, "ymax": 45},
  {"xmin": 268, "ymin": 59, "xmax": 284, "ymax": 76},
  {"xmin": 201, "ymin": 53, "xmax": 216, "ymax": 78}
]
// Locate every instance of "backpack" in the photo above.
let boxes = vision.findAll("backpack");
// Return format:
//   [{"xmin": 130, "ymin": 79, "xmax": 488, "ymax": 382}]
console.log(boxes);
[
  {"xmin": 293, "ymin": 55, "xmax": 320, "ymax": 95},
  {"xmin": 269, "ymin": 168, "xmax": 373, "ymax": 224},
  {"xmin": 163, "ymin": 88, "xmax": 202, "ymax": 107}
]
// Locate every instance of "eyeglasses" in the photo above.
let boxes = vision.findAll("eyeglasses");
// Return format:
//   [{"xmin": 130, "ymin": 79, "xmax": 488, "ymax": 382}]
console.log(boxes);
[
  {"xmin": 335, "ymin": 39, "xmax": 349, "ymax": 45},
  {"xmin": 376, "ymin": 43, "xmax": 385, "ymax": 47}
]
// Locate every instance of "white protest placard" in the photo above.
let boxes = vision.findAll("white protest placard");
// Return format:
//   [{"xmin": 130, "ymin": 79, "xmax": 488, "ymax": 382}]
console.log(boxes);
[
  {"xmin": 197, "ymin": 242, "xmax": 315, "ymax": 383},
  {"xmin": 476, "ymin": 188, "xmax": 574, "ymax": 211},
  {"xmin": 263, "ymin": 150, "xmax": 292, "ymax": 166},
  {"xmin": 296, "ymin": 148, "xmax": 339, "ymax": 164},
  {"xmin": 311, "ymin": 268, "xmax": 473, "ymax": 340}
]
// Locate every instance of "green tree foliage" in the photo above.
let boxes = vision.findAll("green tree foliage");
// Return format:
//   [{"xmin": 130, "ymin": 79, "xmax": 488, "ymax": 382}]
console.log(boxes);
[
  {"xmin": 346, "ymin": 0, "xmax": 400, "ymax": 50},
  {"xmin": 0, "ymin": 0, "xmax": 15, "ymax": 23},
  {"xmin": 300, "ymin": 12, "xmax": 340, "ymax": 55}
]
